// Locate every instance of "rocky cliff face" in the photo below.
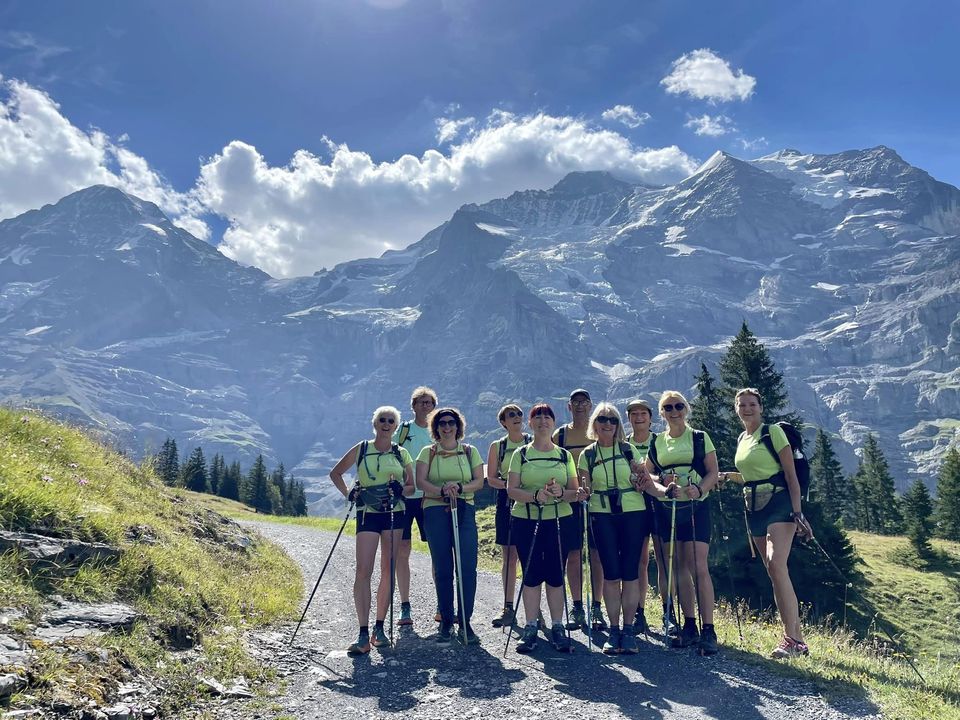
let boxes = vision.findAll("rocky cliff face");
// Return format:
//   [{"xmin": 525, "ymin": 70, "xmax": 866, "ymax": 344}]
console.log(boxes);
[{"xmin": 1, "ymin": 146, "xmax": 957, "ymax": 514}]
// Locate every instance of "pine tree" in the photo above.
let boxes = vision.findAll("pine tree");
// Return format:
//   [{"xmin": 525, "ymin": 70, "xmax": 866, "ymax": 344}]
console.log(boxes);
[
  {"xmin": 850, "ymin": 460, "xmax": 872, "ymax": 531},
  {"xmin": 245, "ymin": 455, "xmax": 272, "ymax": 513},
  {"xmin": 902, "ymin": 478, "xmax": 934, "ymax": 557},
  {"xmin": 861, "ymin": 435, "xmax": 902, "ymax": 535},
  {"xmin": 689, "ymin": 361, "xmax": 734, "ymax": 470},
  {"xmin": 934, "ymin": 447, "xmax": 960, "ymax": 541},
  {"xmin": 218, "ymin": 461, "xmax": 241, "ymax": 501},
  {"xmin": 291, "ymin": 478, "xmax": 308, "ymax": 516},
  {"xmin": 208, "ymin": 453, "xmax": 224, "ymax": 496},
  {"xmin": 182, "ymin": 447, "xmax": 209, "ymax": 493},
  {"xmin": 810, "ymin": 429, "xmax": 851, "ymax": 526},
  {"xmin": 153, "ymin": 438, "xmax": 180, "ymax": 486},
  {"xmin": 270, "ymin": 463, "xmax": 286, "ymax": 514}
]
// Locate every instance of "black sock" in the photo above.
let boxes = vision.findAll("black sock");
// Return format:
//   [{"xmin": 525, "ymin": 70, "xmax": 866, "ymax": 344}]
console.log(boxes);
[
  {"xmin": 572, "ymin": 600, "xmax": 583, "ymax": 609},
  {"xmin": 703, "ymin": 623, "xmax": 714, "ymax": 632},
  {"xmin": 375, "ymin": 620, "xmax": 384, "ymax": 630},
  {"xmin": 359, "ymin": 625, "xmax": 369, "ymax": 635},
  {"xmin": 683, "ymin": 617, "xmax": 697, "ymax": 629},
  {"xmin": 401, "ymin": 601, "xmax": 411, "ymax": 610},
  {"xmin": 504, "ymin": 601, "xmax": 513, "ymax": 609},
  {"xmin": 592, "ymin": 600, "xmax": 602, "ymax": 609},
  {"xmin": 636, "ymin": 605, "xmax": 644, "ymax": 615}
]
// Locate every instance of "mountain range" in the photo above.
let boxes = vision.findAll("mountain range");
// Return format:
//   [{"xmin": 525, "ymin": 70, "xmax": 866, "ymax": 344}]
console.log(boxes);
[{"xmin": 1, "ymin": 145, "xmax": 957, "ymax": 514}]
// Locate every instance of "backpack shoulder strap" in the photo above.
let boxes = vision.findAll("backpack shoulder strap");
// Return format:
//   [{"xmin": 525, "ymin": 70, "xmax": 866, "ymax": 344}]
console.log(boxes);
[
  {"xmin": 390, "ymin": 442, "xmax": 404, "ymax": 465},
  {"xmin": 558, "ymin": 426, "xmax": 566, "ymax": 448},
  {"xmin": 620, "ymin": 442, "xmax": 635, "ymax": 463},
  {"xmin": 692, "ymin": 430, "xmax": 707, "ymax": 477},
  {"xmin": 760, "ymin": 424, "xmax": 783, "ymax": 467},
  {"xmin": 497, "ymin": 437, "xmax": 509, "ymax": 467},
  {"xmin": 584, "ymin": 445, "xmax": 598, "ymax": 476},
  {"xmin": 647, "ymin": 435, "xmax": 661, "ymax": 471},
  {"xmin": 397, "ymin": 421, "xmax": 410, "ymax": 446},
  {"xmin": 355, "ymin": 440, "xmax": 368, "ymax": 470}
]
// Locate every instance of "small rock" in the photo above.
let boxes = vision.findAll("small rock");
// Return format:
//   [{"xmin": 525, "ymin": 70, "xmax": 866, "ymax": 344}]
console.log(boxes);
[
  {"xmin": 0, "ymin": 673, "xmax": 26, "ymax": 698},
  {"xmin": 373, "ymin": 671, "xmax": 388, "ymax": 678},
  {"xmin": 142, "ymin": 708, "xmax": 157, "ymax": 719},
  {"xmin": 103, "ymin": 704, "xmax": 131, "ymax": 719}
]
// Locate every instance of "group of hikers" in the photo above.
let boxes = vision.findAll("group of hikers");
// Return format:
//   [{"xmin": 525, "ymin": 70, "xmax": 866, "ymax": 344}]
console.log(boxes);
[{"xmin": 327, "ymin": 385, "xmax": 814, "ymax": 661}]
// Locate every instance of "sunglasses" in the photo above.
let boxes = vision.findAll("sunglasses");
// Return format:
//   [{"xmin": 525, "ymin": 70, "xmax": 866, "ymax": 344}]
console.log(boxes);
[
  {"xmin": 531, "ymin": 411, "xmax": 554, "ymax": 419},
  {"xmin": 436, "ymin": 419, "xmax": 458, "ymax": 428},
  {"xmin": 571, "ymin": 399, "xmax": 591, "ymax": 407},
  {"xmin": 662, "ymin": 403, "xmax": 685, "ymax": 412},
  {"xmin": 595, "ymin": 415, "xmax": 619, "ymax": 425},
  {"xmin": 504, "ymin": 410, "xmax": 523, "ymax": 419},
  {"xmin": 377, "ymin": 417, "xmax": 396, "ymax": 425}
]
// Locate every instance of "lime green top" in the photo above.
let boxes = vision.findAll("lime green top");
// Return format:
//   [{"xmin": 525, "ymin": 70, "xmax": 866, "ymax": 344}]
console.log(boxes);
[
  {"xmin": 416, "ymin": 443, "xmax": 483, "ymax": 509},
  {"xmin": 394, "ymin": 421, "xmax": 431, "ymax": 499},
  {"xmin": 493, "ymin": 435, "xmax": 526, "ymax": 480},
  {"xmin": 507, "ymin": 444, "xmax": 575, "ymax": 521},
  {"xmin": 577, "ymin": 442, "xmax": 646, "ymax": 513},
  {"xmin": 734, "ymin": 424, "xmax": 790, "ymax": 495},
  {"xmin": 356, "ymin": 442, "xmax": 413, "ymax": 514},
  {"xmin": 627, "ymin": 433, "xmax": 653, "ymax": 461},
  {"xmin": 651, "ymin": 427, "xmax": 716, "ymax": 502}
]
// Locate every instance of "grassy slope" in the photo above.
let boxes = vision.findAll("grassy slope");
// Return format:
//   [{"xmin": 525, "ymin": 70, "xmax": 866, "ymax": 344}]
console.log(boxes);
[{"xmin": 0, "ymin": 409, "xmax": 302, "ymax": 716}]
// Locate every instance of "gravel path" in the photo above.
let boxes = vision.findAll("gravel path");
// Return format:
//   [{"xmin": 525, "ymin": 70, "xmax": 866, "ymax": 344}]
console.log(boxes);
[{"xmin": 228, "ymin": 519, "xmax": 880, "ymax": 720}]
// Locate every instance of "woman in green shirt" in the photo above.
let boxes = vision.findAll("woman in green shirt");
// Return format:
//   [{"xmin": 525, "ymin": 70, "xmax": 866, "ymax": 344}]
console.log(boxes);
[
  {"xmin": 733, "ymin": 388, "xmax": 812, "ymax": 659},
  {"xmin": 506, "ymin": 403, "xmax": 580, "ymax": 654},
  {"xmin": 416, "ymin": 407, "xmax": 485, "ymax": 645},
  {"xmin": 329, "ymin": 405, "xmax": 414, "ymax": 655}
]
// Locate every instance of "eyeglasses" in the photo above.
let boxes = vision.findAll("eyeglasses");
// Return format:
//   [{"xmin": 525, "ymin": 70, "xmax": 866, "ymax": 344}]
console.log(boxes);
[
  {"xmin": 662, "ymin": 403, "xmax": 685, "ymax": 412},
  {"xmin": 595, "ymin": 416, "xmax": 619, "ymax": 425},
  {"xmin": 414, "ymin": 398, "xmax": 435, "ymax": 406},
  {"xmin": 437, "ymin": 419, "xmax": 458, "ymax": 428},
  {"xmin": 504, "ymin": 410, "xmax": 523, "ymax": 419},
  {"xmin": 377, "ymin": 417, "xmax": 396, "ymax": 425},
  {"xmin": 531, "ymin": 411, "xmax": 554, "ymax": 419},
  {"xmin": 571, "ymin": 399, "xmax": 591, "ymax": 407}
]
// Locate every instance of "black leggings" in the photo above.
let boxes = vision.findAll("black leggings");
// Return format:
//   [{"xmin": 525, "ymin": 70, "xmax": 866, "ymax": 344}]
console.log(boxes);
[
  {"xmin": 512, "ymin": 516, "xmax": 566, "ymax": 588},
  {"xmin": 591, "ymin": 511, "xmax": 651, "ymax": 582}
]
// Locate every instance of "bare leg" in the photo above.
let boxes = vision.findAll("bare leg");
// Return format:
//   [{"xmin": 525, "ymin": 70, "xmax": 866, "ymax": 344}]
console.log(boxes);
[
  {"xmin": 566, "ymin": 549, "xmax": 582, "ymax": 601},
  {"xmin": 396, "ymin": 539, "xmax": 412, "ymax": 603},
  {"xmin": 621, "ymin": 579, "xmax": 640, "ymax": 626},
  {"xmin": 522, "ymin": 584, "xmax": 542, "ymax": 625},
  {"xmin": 545, "ymin": 584, "xmax": 565, "ymax": 624},
  {"xmin": 763, "ymin": 523, "xmax": 803, "ymax": 640},
  {"xmin": 375, "ymin": 529, "xmax": 402, "ymax": 621},
  {"xmin": 590, "ymin": 548, "xmax": 605, "ymax": 600},
  {"xmin": 354, "ymin": 532, "xmax": 380, "ymax": 624}
]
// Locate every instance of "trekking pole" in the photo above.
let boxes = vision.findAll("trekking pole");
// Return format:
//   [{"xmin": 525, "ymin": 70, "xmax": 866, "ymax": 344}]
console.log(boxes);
[
  {"xmin": 388, "ymin": 478, "xmax": 398, "ymax": 647},
  {"xmin": 665, "ymin": 496, "xmax": 679, "ymax": 647},
  {"xmin": 688, "ymin": 493, "xmax": 704, "ymax": 651},
  {"xmin": 505, "ymin": 507, "xmax": 542, "ymax": 657},
  {"xmin": 582, "ymin": 500, "xmax": 593, "ymax": 651},
  {"xmin": 808, "ymin": 537, "xmax": 926, "ymax": 684},
  {"xmin": 450, "ymin": 493, "xmax": 470, "ymax": 644},
  {"xmin": 555, "ymin": 512, "xmax": 573, "ymax": 650},
  {"xmin": 290, "ymin": 499, "xmax": 355, "ymax": 646},
  {"xmin": 502, "ymin": 512, "xmax": 515, "ymax": 634},
  {"xmin": 714, "ymin": 478, "xmax": 744, "ymax": 643}
]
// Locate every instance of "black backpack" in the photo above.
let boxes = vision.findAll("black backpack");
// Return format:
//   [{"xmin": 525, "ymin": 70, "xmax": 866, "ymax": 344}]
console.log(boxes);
[
  {"xmin": 757, "ymin": 422, "xmax": 810, "ymax": 497},
  {"xmin": 497, "ymin": 433, "xmax": 532, "ymax": 477},
  {"xmin": 646, "ymin": 430, "xmax": 707, "ymax": 478},
  {"xmin": 356, "ymin": 440, "xmax": 405, "ymax": 473},
  {"xmin": 582, "ymin": 442, "xmax": 636, "ymax": 480}
]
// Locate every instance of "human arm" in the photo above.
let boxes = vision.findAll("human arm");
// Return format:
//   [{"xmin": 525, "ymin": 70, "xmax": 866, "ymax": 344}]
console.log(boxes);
[
  {"xmin": 487, "ymin": 442, "xmax": 506, "ymax": 489},
  {"xmin": 778, "ymin": 443, "xmax": 813, "ymax": 538},
  {"xmin": 329, "ymin": 443, "xmax": 361, "ymax": 499}
]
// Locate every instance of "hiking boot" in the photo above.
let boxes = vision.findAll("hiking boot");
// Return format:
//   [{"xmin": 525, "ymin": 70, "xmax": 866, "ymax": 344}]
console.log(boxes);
[
  {"xmin": 603, "ymin": 627, "xmax": 621, "ymax": 655},
  {"xmin": 591, "ymin": 604, "xmax": 608, "ymax": 632},
  {"xmin": 436, "ymin": 622, "xmax": 453, "ymax": 645},
  {"xmin": 537, "ymin": 611, "xmax": 548, "ymax": 632},
  {"xmin": 398, "ymin": 604, "xmax": 413, "ymax": 626},
  {"xmin": 632, "ymin": 611, "xmax": 650, "ymax": 637},
  {"xmin": 619, "ymin": 628, "xmax": 639, "ymax": 655},
  {"xmin": 491, "ymin": 607, "xmax": 515, "ymax": 628},
  {"xmin": 566, "ymin": 604, "xmax": 586, "ymax": 630},
  {"xmin": 516, "ymin": 623, "xmax": 539, "ymax": 654},
  {"xmin": 698, "ymin": 625, "xmax": 718, "ymax": 656},
  {"xmin": 672, "ymin": 622, "xmax": 700, "ymax": 648},
  {"xmin": 771, "ymin": 635, "xmax": 809, "ymax": 659},
  {"xmin": 347, "ymin": 629, "xmax": 370, "ymax": 655},
  {"xmin": 458, "ymin": 623, "xmax": 480, "ymax": 645},
  {"xmin": 662, "ymin": 609, "xmax": 678, "ymax": 638},
  {"xmin": 550, "ymin": 624, "xmax": 573, "ymax": 653},
  {"xmin": 371, "ymin": 625, "xmax": 390, "ymax": 648}
]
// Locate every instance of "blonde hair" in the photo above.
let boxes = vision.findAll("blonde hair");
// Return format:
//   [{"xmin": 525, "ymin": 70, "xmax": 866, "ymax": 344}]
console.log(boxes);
[
  {"xmin": 586, "ymin": 402, "xmax": 626, "ymax": 443},
  {"xmin": 658, "ymin": 390, "xmax": 690, "ymax": 415},
  {"xmin": 734, "ymin": 387, "xmax": 763, "ymax": 407},
  {"xmin": 497, "ymin": 403, "xmax": 523, "ymax": 425},
  {"xmin": 410, "ymin": 386, "xmax": 438, "ymax": 409},
  {"xmin": 371, "ymin": 405, "xmax": 401, "ymax": 429}
]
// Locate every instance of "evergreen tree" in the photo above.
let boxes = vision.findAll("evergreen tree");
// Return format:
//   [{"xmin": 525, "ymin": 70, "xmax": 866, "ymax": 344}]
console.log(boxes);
[
  {"xmin": 860, "ymin": 435, "xmax": 902, "ymax": 535},
  {"xmin": 934, "ymin": 447, "xmax": 960, "ymax": 541},
  {"xmin": 270, "ymin": 463, "xmax": 287, "ymax": 514},
  {"xmin": 181, "ymin": 447, "xmax": 209, "ymax": 493},
  {"xmin": 208, "ymin": 453, "xmax": 224, "ymax": 496},
  {"xmin": 291, "ymin": 477, "xmax": 308, "ymax": 516},
  {"xmin": 245, "ymin": 455, "xmax": 272, "ymax": 513},
  {"xmin": 218, "ymin": 461, "xmax": 241, "ymax": 501},
  {"xmin": 689, "ymin": 361, "xmax": 734, "ymax": 470},
  {"xmin": 850, "ymin": 460, "xmax": 872, "ymax": 531},
  {"xmin": 810, "ymin": 429, "xmax": 851, "ymax": 526},
  {"xmin": 153, "ymin": 438, "xmax": 180, "ymax": 486},
  {"xmin": 902, "ymin": 478, "xmax": 934, "ymax": 557}
]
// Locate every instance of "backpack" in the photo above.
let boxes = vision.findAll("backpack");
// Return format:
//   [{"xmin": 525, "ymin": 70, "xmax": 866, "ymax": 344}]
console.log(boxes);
[
  {"xmin": 356, "ymin": 440, "xmax": 405, "ymax": 476},
  {"xmin": 497, "ymin": 433, "xmax": 531, "ymax": 477},
  {"xmin": 757, "ymin": 422, "xmax": 811, "ymax": 498},
  {"xmin": 582, "ymin": 442, "xmax": 636, "ymax": 481},
  {"xmin": 397, "ymin": 421, "xmax": 411, "ymax": 446},
  {"xmin": 518, "ymin": 444, "xmax": 571, "ymax": 469},
  {"xmin": 646, "ymin": 430, "xmax": 707, "ymax": 479}
]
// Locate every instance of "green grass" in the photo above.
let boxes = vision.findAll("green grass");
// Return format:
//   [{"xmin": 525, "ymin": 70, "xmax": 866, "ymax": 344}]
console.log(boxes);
[{"xmin": 0, "ymin": 408, "xmax": 303, "ymax": 716}]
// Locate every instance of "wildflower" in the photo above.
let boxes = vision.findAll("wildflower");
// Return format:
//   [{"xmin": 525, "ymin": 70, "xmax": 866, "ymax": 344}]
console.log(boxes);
[
  {"xmin": 41, "ymin": 475, "xmax": 55, "ymax": 483},
  {"xmin": 20, "ymin": 416, "xmax": 29, "ymax": 423},
  {"xmin": 68, "ymin": 463, "xmax": 78, "ymax": 469},
  {"xmin": 76, "ymin": 476, "xmax": 89, "ymax": 486}
]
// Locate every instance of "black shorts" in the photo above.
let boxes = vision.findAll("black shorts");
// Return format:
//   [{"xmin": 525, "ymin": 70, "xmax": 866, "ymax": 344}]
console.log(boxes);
[
  {"xmin": 747, "ymin": 489, "xmax": 794, "ymax": 536},
  {"xmin": 356, "ymin": 509, "xmax": 404, "ymax": 534},
  {"xmin": 512, "ymin": 516, "xmax": 566, "ymax": 588},
  {"xmin": 495, "ymin": 490, "xmax": 514, "ymax": 546},
  {"xmin": 653, "ymin": 500, "xmax": 711, "ymax": 544},
  {"xmin": 401, "ymin": 497, "xmax": 426, "ymax": 542},
  {"xmin": 566, "ymin": 501, "xmax": 596, "ymax": 551},
  {"xmin": 591, "ymin": 511, "xmax": 652, "ymax": 582}
]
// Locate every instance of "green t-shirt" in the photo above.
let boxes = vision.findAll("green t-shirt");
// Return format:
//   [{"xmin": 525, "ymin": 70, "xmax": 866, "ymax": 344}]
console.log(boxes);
[
  {"xmin": 355, "ymin": 442, "xmax": 413, "ymax": 514},
  {"xmin": 507, "ymin": 444, "xmax": 575, "ymax": 521},
  {"xmin": 416, "ymin": 443, "xmax": 483, "ymax": 509},
  {"xmin": 651, "ymin": 427, "xmax": 715, "ymax": 502},
  {"xmin": 734, "ymin": 424, "xmax": 789, "ymax": 494},
  {"xmin": 627, "ymin": 433, "xmax": 654, "ymax": 462},
  {"xmin": 492, "ymin": 435, "xmax": 527, "ymax": 481},
  {"xmin": 394, "ymin": 421, "xmax": 431, "ymax": 499},
  {"xmin": 577, "ymin": 442, "xmax": 646, "ymax": 513}
]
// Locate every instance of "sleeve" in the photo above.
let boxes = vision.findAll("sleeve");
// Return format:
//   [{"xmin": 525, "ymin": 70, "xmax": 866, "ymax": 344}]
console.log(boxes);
[
  {"xmin": 508, "ymin": 447, "xmax": 522, "ymax": 475},
  {"xmin": 702, "ymin": 431, "xmax": 716, "ymax": 454},
  {"xmin": 576, "ymin": 450, "xmax": 588, "ymax": 473},
  {"xmin": 469, "ymin": 445, "xmax": 483, "ymax": 469},
  {"xmin": 566, "ymin": 452, "xmax": 577, "ymax": 480},
  {"xmin": 400, "ymin": 447, "xmax": 413, "ymax": 468},
  {"xmin": 768, "ymin": 424, "xmax": 790, "ymax": 453},
  {"xmin": 415, "ymin": 445, "xmax": 431, "ymax": 464}
]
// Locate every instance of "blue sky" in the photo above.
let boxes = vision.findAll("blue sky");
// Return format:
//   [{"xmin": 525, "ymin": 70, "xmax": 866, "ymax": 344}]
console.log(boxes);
[{"xmin": 1, "ymin": 0, "xmax": 957, "ymax": 276}]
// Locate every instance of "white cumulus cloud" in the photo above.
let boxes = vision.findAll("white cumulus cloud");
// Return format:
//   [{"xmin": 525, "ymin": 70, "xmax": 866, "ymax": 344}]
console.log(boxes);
[
  {"xmin": 661, "ymin": 49, "xmax": 756, "ymax": 103},
  {"xmin": 198, "ymin": 111, "xmax": 698, "ymax": 278},
  {"xmin": 435, "ymin": 116, "xmax": 476, "ymax": 144},
  {"xmin": 684, "ymin": 113, "xmax": 736, "ymax": 137},
  {"xmin": 0, "ymin": 76, "xmax": 206, "ymax": 236},
  {"xmin": 600, "ymin": 104, "xmax": 651, "ymax": 129}
]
